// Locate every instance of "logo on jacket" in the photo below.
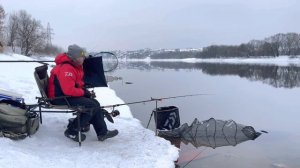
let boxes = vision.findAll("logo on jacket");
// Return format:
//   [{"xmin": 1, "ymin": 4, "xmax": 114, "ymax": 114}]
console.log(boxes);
[{"xmin": 65, "ymin": 72, "xmax": 73, "ymax": 77}]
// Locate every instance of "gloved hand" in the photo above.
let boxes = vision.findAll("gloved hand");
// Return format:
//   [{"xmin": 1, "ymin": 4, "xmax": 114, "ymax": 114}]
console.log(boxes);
[
  {"xmin": 90, "ymin": 90, "xmax": 96, "ymax": 99},
  {"xmin": 84, "ymin": 89, "xmax": 92, "ymax": 98},
  {"xmin": 84, "ymin": 89, "xmax": 96, "ymax": 99}
]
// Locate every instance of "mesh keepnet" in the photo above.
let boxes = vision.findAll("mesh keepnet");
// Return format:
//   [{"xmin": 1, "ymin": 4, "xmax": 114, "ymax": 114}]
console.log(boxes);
[{"xmin": 158, "ymin": 118, "xmax": 261, "ymax": 149}]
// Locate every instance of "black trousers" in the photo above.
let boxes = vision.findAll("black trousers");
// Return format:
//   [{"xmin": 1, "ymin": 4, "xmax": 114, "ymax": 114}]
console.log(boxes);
[{"xmin": 52, "ymin": 97, "xmax": 108, "ymax": 136}]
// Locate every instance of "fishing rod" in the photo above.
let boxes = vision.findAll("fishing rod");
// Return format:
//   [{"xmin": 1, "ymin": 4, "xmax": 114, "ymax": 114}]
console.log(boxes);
[
  {"xmin": 0, "ymin": 60, "xmax": 54, "ymax": 63},
  {"xmin": 100, "ymin": 93, "xmax": 209, "ymax": 109},
  {"xmin": 0, "ymin": 60, "xmax": 53, "ymax": 65},
  {"xmin": 99, "ymin": 93, "xmax": 211, "ymax": 130}
]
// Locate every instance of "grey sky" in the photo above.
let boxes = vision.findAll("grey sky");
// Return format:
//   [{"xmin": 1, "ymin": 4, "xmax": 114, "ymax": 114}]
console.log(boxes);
[{"xmin": 1, "ymin": 0, "xmax": 299, "ymax": 51}]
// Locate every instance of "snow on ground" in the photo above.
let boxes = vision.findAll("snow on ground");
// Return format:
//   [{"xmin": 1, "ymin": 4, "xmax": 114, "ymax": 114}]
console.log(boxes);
[
  {"xmin": 0, "ymin": 53, "xmax": 179, "ymax": 168},
  {"xmin": 182, "ymin": 56, "xmax": 300, "ymax": 66}
]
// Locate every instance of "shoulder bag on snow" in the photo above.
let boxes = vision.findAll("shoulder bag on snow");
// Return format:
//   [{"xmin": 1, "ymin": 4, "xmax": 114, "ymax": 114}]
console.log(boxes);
[{"xmin": 0, "ymin": 99, "xmax": 39, "ymax": 140}]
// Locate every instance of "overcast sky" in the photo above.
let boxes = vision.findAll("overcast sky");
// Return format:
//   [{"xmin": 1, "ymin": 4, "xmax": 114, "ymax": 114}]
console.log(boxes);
[{"xmin": 1, "ymin": 0, "xmax": 299, "ymax": 51}]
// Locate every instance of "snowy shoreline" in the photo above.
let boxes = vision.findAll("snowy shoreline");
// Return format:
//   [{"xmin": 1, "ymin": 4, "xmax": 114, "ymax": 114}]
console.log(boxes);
[
  {"xmin": 120, "ymin": 55, "xmax": 300, "ymax": 67},
  {"xmin": 0, "ymin": 53, "xmax": 179, "ymax": 168}
]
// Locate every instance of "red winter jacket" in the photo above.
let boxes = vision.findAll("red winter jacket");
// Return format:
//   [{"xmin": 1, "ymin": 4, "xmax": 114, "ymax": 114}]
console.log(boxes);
[{"xmin": 47, "ymin": 53, "xmax": 85, "ymax": 98}]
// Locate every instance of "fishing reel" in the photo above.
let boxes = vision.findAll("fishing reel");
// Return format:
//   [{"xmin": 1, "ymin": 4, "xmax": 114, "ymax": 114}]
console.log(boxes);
[
  {"xmin": 103, "ymin": 109, "xmax": 120, "ymax": 123},
  {"xmin": 111, "ymin": 110, "xmax": 120, "ymax": 117}
]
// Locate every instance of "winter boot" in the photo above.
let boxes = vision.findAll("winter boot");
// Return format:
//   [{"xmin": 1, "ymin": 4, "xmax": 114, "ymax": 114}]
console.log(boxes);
[
  {"xmin": 97, "ymin": 129, "xmax": 119, "ymax": 141},
  {"xmin": 64, "ymin": 128, "xmax": 86, "ymax": 142},
  {"xmin": 68, "ymin": 118, "xmax": 90, "ymax": 132}
]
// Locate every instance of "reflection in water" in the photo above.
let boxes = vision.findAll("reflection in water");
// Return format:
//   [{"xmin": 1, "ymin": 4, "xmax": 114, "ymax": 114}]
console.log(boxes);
[
  {"xmin": 117, "ymin": 61, "xmax": 300, "ymax": 88},
  {"xmin": 198, "ymin": 63, "xmax": 300, "ymax": 89}
]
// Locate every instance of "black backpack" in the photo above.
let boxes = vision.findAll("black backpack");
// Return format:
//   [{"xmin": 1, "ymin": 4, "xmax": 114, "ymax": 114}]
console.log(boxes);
[{"xmin": 0, "ymin": 99, "xmax": 39, "ymax": 140}]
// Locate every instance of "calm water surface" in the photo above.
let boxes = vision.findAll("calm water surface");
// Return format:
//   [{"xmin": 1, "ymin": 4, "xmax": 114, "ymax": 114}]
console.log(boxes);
[{"xmin": 108, "ymin": 61, "xmax": 300, "ymax": 168}]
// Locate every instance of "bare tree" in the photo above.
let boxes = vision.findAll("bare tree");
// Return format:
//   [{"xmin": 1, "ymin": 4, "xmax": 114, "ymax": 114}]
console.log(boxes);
[
  {"xmin": 265, "ymin": 33, "xmax": 284, "ymax": 56},
  {"xmin": 17, "ymin": 10, "xmax": 46, "ymax": 55},
  {"xmin": 0, "ymin": 5, "xmax": 5, "ymax": 51},
  {"xmin": 6, "ymin": 10, "xmax": 46, "ymax": 56},
  {"xmin": 283, "ymin": 33, "xmax": 300, "ymax": 56},
  {"xmin": 290, "ymin": 33, "xmax": 300, "ymax": 55},
  {"xmin": 7, "ymin": 13, "xmax": 19, "ymax": 52},
  {"xmin": 247, "ymin": 40, "xmax": 264, "ymax": 56},
  {"xmin": 0, "ymin": 5, "xmax": 5, "ymax": 39}
]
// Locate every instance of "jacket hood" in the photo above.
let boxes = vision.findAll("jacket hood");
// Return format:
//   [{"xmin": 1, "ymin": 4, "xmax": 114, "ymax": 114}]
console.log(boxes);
[
  {"xmin": 55, "ymin": 53, "xmax": 82, "ymax": 68},
  {"xmin": 55, "ymin": 53, "xmax": 72, "ymax": 65}
]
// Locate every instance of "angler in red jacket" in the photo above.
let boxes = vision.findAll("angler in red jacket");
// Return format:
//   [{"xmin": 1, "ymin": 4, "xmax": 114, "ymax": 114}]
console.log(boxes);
[{"xmin": 47, "ymin": 44, "xmax": 118, "ymax": 142}]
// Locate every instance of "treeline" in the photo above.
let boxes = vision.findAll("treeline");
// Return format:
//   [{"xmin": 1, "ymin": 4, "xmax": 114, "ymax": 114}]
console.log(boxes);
[
  {"xmin": 150, "ymin": 49, "xmax": 197, "ymax": 59},
  {"xmin": 124, "ymin": 49, "xmax": 153, "ymax": 59},
  {"xmin": 0, "ymin": 5, "xmax": 62, "ymax": 56},
  {"xmin": 198, "ymin": 33, "xmax": 300, "ymax": 58},
  {"xmin": 149, "ymin": 32, "xmax": 300, "ymax": 59}
]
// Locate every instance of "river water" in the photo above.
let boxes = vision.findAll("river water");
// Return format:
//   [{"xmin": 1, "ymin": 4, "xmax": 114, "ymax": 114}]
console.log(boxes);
[{"xmin": 108, "ymin": 61, "xmax": 300, "ymax": 168}]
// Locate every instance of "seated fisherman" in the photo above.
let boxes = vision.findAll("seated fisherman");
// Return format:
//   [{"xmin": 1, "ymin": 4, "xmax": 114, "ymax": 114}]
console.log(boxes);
[{"xmin": 47, "ymin": 44, "xmax": 118, "ymax": 142}]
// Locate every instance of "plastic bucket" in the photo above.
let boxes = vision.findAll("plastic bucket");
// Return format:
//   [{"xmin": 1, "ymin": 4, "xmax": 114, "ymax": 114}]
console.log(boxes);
[{"xmin": 153, "ymin": 106, "xmax": 180, "ymax": 130}]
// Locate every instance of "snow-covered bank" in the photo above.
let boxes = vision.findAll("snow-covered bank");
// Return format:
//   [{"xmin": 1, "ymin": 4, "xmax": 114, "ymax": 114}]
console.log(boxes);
[
  {"xmin": 0, "ymin": 53, "xmax": 178, "ymax": 168},
  {"xmin": 123, "ymin": 56, "xmax": 300, "ymax": 67}
]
